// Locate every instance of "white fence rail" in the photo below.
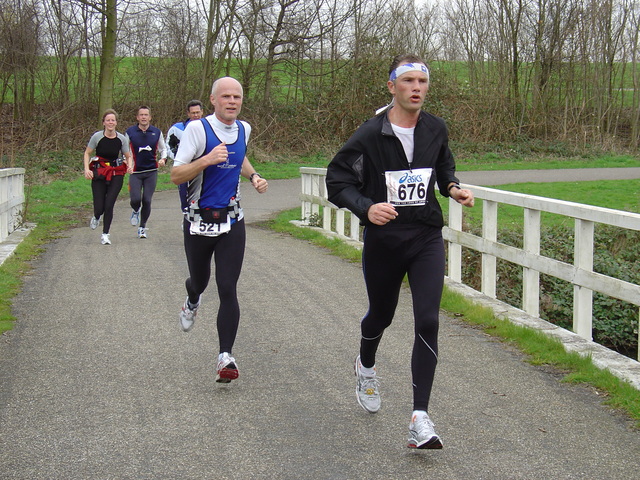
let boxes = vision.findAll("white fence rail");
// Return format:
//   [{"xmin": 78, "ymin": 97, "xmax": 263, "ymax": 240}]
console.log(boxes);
[
  {"xmin": 0, "ymin": 168, "xmax": 25, "ymax": 243},
  {"xmin": 299, "ymin": 167, "xmax": 640, "ymax": 361}
]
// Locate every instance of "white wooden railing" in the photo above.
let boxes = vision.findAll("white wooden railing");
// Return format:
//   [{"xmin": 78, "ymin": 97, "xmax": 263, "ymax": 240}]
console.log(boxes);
[
  {"xmin": 299, "ymin": 167, "xmax": 640, "ymax": 360},
  {"xmin": 0, "ymin": 168, "xmax": 25, "ymax": 243}
]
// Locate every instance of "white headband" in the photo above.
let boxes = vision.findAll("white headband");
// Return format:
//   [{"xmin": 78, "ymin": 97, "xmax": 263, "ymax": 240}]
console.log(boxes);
[
  {"xmin": 389, "ymin": 63, "xmax": 429, "ymax": 82},
  {"xmin": 376, "ymin": 63, "xmax": 430, "ymax": 114}
]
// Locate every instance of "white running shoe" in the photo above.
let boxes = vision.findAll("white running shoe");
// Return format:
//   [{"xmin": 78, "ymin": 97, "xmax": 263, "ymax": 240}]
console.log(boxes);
[
  {"xmin": 354, "ymin": 355, "xmax": 380, "ymax": 413},
  {"xmin": 90, "ymin": 216, "xmax": 100, "ymax": 230},
  {"xmin": 408, "ymin": 411, "xmax": 443, "ymax": 449},
  {"xmin": 137, "ymin": 227, "xmax": 148, "ymax": 238},
  {"xmin": 100, "ymin": 233, "xmax": 111, "ymax": 245},
  {"xmin": 216, "ymin": 352, "xmax": 239, "ymax": 383},
  {"xmin": 130, "ymin": 209, "xmax": 140, "ymax": 226},
  {"xmin": 179, "ymin": 296, "xmax": 200, "ymax": 332}
]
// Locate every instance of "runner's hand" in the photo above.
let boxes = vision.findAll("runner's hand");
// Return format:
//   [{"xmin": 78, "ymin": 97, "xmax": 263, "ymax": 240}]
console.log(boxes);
[
  {"xmin": 367, "ymin": 203, "xmax": 397, "ymax": 225},
  {"xmin": 206, "ymin": 143, "xmax": 229, "ymax": 166},
  {"xmin": 451, "ymin": 187, "xmax": 475, "ymax": 207},
  {"xmin": 252, "ymin": 176, "xmax": 268, "ymax": 194}
]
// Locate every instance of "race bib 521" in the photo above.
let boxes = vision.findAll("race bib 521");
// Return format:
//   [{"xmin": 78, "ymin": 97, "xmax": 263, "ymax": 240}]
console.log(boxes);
[{"xmin": 189, "ymin": 217, "xmax": 232, "ymax": 237}]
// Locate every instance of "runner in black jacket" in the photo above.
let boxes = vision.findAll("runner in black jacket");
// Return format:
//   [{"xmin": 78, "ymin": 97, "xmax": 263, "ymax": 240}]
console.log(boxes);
[{"xmin": 326, "ymin": 54, "xmax": 474, "ymax": 450}]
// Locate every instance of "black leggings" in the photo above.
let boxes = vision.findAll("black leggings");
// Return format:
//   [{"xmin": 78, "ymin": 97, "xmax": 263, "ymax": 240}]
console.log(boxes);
[
  {"xmin": 360, "ymin": 224, "xmax": 445, "ymax": 412},
  {"xmin": 183, "ymin": 218, "xmax": 246, "ymax": 354},
  {"xmin": 129, "ymin": 170, "xmax": 157, "ymax": 227},
  {"xmin": 91, "ymin": 175, "xmax": 124, "ymax": 234}
]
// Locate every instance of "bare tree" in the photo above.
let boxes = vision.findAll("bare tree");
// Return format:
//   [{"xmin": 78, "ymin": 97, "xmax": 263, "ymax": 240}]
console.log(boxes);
[
  {"xmin": 157, "ymin": 1, "xmax": 207, "ymax": 116},
  {"xmin": 445, "ymin": 0, "xmax": 491, "ymax": 85},
  {"xmin": 529, "ymin": 0, "xmax": 579, "ymax": 137},
  {"xmin": 263, "ymin": 0, "xmax": 300, "ymax": 101},
  {"xmin": 198, "ymin": 0, "xmax": 233, "ymax": 99},
  {"xmin": 98, "ymin": 0, "xmax": 118, "ymax": 118},
  {"xmin": 0, "ymin": 0, "xmax": 40, "ymax": 119},
  {"xmin": 626, "ymin": 0, "xmax": 640, "ymax": 147},
  {"xmin": 236, "ymin": 0, "xmax": 267, "ymax": 97}
]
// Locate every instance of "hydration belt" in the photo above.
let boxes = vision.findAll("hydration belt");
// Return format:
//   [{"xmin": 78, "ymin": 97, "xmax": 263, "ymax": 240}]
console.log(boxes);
[
  {"xmin": 90, "ymin": 156, "xmax": 126, "ymax": 181},
  {"xmin": 90, "ymin": 157, "xmax": 123, "ymax": 168},
  {"xmin": 186, "ymin": 197, "xmax": 240, "ymax": 224}
]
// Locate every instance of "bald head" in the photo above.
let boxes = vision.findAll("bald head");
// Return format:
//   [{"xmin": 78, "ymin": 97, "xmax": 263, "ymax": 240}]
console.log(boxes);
[
  {"xmin": 211, "ymin": 77, "xmax": 243, "ymax": 96},
  {"xmin": 210, "ymin": 77, "xmax": 244, "ymax": 125}
]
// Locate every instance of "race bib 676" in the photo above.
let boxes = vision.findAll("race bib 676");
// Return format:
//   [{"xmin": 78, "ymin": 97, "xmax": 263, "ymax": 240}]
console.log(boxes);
[{"xmin": 384, "ymin": 168, "xmax": 432, "ymax": 206}]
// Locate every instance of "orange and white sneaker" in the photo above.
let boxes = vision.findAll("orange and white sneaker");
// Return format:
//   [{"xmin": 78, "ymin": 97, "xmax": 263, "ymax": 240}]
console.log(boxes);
[
  {"xmin": 408, "ymin": 411, "xmax": 443, "ymax": 449},
  {"xmin": 216, "ymin": 352, "xmax": 239, "ymax": 383}
]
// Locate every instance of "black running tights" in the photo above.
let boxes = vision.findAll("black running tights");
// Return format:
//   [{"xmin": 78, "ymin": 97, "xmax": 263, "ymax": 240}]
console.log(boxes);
[
  {"xmin": 91, "ymin": 175, "xmax": 124, "ymax": 234},
  {"xmin": 183, "ymin": 218, "xmax": 246, "ymax": 354},
  {"xmin": 359, "ymin": 224, "xmax": 445, "ymax": 412},
  {"xmin": 129, "ymin": 170, "xmax": 157, "ymax": 227}
]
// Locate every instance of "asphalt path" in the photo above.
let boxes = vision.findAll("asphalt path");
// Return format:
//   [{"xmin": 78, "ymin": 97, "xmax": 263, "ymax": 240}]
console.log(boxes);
[
  {"xmin": 458, "ymin": 166, "xmax": 640, "ymax": 185},
  {"xmin": 1, "ymin": 170, "xmax": 640, "ymax": 479}
]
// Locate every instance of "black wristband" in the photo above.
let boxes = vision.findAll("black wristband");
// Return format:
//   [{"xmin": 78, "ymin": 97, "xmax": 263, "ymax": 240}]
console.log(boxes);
[
  {"xmin": 448, "ymin": 183, "xmax": 461, "ymax": 192},
  {"xmin": 250, "ymin": 172, "xmax": 262, "ymax": 182}
]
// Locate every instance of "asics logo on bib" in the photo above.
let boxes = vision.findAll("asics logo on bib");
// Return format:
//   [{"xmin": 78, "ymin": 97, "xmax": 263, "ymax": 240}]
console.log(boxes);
[{"xmin": 399, "ymin": 172, "xmax": 423, "ymax": 184}]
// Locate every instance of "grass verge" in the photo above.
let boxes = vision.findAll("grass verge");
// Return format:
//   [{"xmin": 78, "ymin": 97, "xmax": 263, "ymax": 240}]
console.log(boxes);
[
  {"xmin": 265, "ymin": 207, "xmax": 640, "ymax": 426},
  {"xmin": 0, "ymin": 178, "xmax": 91, "ymax": 334}
]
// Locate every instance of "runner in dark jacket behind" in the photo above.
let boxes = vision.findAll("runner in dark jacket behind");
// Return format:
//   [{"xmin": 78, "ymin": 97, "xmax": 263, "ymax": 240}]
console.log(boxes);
[
  {"xmin": 125, "ymin": 105, "xmax": 167, "ymax": 239},
  {"xmin": 166, "ymin": 99, "xmax": 204, "ymax": 211}
]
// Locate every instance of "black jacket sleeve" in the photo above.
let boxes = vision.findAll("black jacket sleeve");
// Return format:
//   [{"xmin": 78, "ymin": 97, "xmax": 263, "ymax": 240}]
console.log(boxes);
[
  {"xmin": 326, "ymin": 136, "xmax": 375, "ymax": 223},
  {"xmin": 435, "ymin": 140, "xmax": 459, "ymax": 198}
]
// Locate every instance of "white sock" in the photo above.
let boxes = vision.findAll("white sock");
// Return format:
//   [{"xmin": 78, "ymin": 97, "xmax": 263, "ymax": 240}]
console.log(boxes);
[
  {"xmin": 359, "ymin": 364, "xmax": 376, "ymax": 377},
  {"xmin": 412, "ymin": 410, "xmax": 427, "ymax": 422}
]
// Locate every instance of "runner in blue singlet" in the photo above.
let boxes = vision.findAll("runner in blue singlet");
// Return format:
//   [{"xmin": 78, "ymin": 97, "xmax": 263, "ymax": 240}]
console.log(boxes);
[{"xmin": 171, "ymin": 77, "xmax": 268, "ymax": 384}]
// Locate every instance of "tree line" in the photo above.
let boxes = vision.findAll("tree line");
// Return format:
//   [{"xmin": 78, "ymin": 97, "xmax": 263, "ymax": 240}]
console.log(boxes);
[{"xmin": 1, "ymin": 0, "xmax": 640, "ymax": 157}]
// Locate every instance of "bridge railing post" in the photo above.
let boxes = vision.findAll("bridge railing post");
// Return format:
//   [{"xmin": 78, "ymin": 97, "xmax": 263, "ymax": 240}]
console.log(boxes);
[
  {"xmin": 523, "ymin": 208, "xmax": 541, "ymax": 317},
  {"xmin": 447, "ymin": 197, "xmax": 463, "ymax": 282},
  {"xmin": 482, "ymin": 200, "xmax": 498, "ymax": 298},
  {"xmin": 573, "ymin": 218, "xmax": 594, "ymax": 340}
]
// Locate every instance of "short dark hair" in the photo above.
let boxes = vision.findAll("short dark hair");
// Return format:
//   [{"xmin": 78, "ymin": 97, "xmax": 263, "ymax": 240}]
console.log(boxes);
[
  {"xmin": 388, "ymin": 54, "xmax": 426, "ymax": 77},
  {"xmin": 187, "ymin": 99, "xmax": 203, "ymax": 110},
  {"xmin": 137, "ymin": 105, "xmax": 151, "ymax": 114}
]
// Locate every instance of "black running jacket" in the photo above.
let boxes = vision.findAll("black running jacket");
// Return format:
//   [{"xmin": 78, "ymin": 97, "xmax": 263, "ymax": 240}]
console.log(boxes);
[{"xmin": 326, "ymin": 110, "xmax": 460, "ymax": 228}]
